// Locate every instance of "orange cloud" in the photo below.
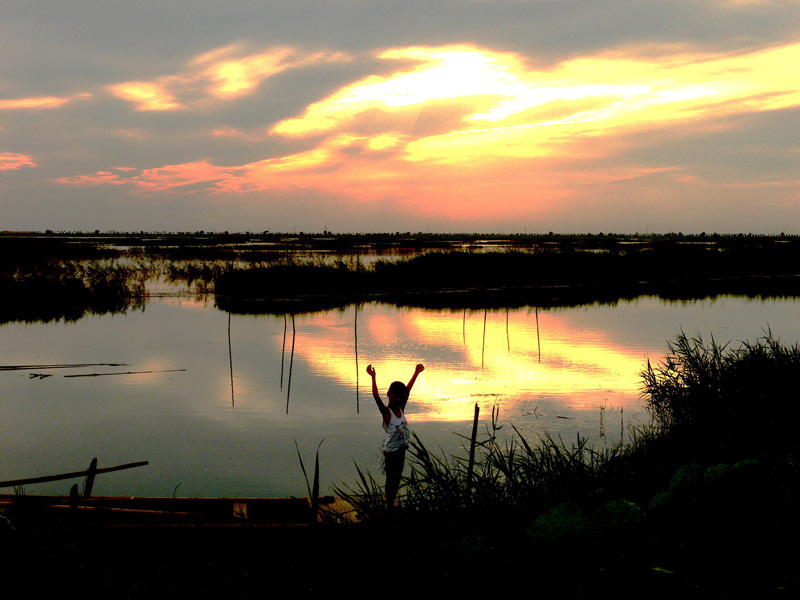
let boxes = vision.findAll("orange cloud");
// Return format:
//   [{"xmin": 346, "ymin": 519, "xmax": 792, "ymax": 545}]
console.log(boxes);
[
  {"xmin": 107, "ymin": 80, "xmax": 184, "ymax": 111},
  {"xmin": 108, "ymin": 44, "xmax": 348, "ymax": 111},
  {"xmin": 193, "ymin": 44, "xmax": 293, "ymax": 100},
  {"xmin": 0, "ymin": 153, "xmax": 36, "ymax": 170},
  {"xmin": 67, "ymin": 41, "xmax": 800, "ymax": 221},
  {"xmin": 274, "ymin": 42, "xmax": 800, "ymax": 163},
  {"xmin": 0, "ymin": 93, "xmax": 91, "ymax": 110}
]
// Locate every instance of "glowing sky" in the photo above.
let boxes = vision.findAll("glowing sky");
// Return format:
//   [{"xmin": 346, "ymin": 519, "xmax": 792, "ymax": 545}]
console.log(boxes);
[{"xmin": 2, "ymin": 1, "xmax": 799, "ymax": 233}]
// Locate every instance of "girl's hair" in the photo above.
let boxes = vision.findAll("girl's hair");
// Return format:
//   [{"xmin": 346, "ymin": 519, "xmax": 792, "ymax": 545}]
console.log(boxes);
[{"xmin": 388, "ymin": 381, "xmax": 409, "ymax": 401}]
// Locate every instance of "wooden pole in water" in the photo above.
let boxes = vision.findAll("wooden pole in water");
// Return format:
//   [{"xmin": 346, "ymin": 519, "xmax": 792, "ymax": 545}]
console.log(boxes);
[
  {"xmin": 228, "ymin": 313, "xmax": 235, "ymax": 407},
  {"xmin": 466, "ymin": 403, "xmax": 480, "ymax": 499},
  {"xmin": 506, "ymin": 307, "xmax": 510, "ymax": 352},
  {"xmin": 286, "ymin": 314, "xmax": 296, "ymax": 414},
  {"xmin": 481, "ymin": 309, "xmax": 487, "ymax": 369},
  {"xmin": 280, "ymin": 314, "xmax": 287, "ymax": 390},
  {"xmin": 83, "ymin": 458, "xmax": 98, "ymax": 497},
  {"xmin": 354, "ymin": 303, "xmax": 360, "ymax": 414}
]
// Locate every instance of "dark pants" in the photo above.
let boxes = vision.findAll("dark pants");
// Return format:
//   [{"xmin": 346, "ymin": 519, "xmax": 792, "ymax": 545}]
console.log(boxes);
[{"xmin": 384, "ymin": 447, "xmax": 407, "ymax": 504}]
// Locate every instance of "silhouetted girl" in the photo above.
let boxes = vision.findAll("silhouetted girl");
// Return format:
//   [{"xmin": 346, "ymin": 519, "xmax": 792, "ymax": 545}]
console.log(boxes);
[{"xmin": 366, "ymin": 363, "xmax": 424, "ymax": 505}]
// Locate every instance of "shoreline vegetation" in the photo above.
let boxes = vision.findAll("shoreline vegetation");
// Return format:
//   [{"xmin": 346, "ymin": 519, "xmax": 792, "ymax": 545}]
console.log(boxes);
[
  {"xmin": 4, "ymin": 231, "xmax": 800, "ymax": 321},
  {"xmin": 3, "ymin": 332, "xmax": 799, "ymax": 595}
]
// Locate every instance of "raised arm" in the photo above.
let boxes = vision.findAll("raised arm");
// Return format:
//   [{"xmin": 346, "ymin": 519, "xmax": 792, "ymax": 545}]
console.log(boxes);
[
  {"xmin": 366, "ymin": 364, "xmax": 388, "ymax": 417},
  {"xmin": 404, "ymin": 363, "xmax": 425, "ymax": 405}
]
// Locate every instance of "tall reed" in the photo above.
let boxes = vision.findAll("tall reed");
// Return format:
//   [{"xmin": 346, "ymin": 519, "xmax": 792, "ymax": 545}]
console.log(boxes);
[{"xmin": 641, "ymin": 330, "xmax": 800, "ymax": 462}]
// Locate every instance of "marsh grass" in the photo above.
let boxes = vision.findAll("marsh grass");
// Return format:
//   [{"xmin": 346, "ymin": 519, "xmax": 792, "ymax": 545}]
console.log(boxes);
[
  {"xmin": 9, "ymin": 233, "xmax": 800, "ymax": 319},
  {"xmin": 334, "ymin": 404, "xmax": 663, "ymax": 525},
  {"xmin": 642, "ymin": 330, "xmax": 800, "ymax": 462},
  {"xmin": 295, "ymin": 440, "xmax": 324, "ymax": 523},
  {"xmin": 0, "ymin": 258, "xmax": 149, "ymax": 323},
  {"xmin": 211, "ymin": 243, "xmax": 800, "ymax": 315}
]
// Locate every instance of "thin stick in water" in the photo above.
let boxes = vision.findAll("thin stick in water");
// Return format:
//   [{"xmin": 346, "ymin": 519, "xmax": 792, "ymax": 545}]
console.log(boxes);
[
  {"xmin": 466, "ymin": 403, "xmax": 480, "ymax": 499},
  {"xmin": 1, "ymin": 363, "xmax": 128, "ymax": 371},
  {"xmin": 506, "ymin": 307, "xmax": 510, "ymax": 352},
  {"xmin": 286, "ymin": 314, "xmax": 296, "ymax": 414},
  {"xmin": 228, "ymin": 312, "xmax": 235, "ymax": 407},
  {"xmin": 64, "ymin": 369, "xmax": 186, "ymax": 378},
  {"xmin": 354, "ymin": 303, "xmax": 360, "ymax": 414},
  {"xmin": 280, "ymin": 314, "xmax": 287, "ymax": 390},
  {"xmin": 481, "ymin": 309, "xmax": 487, "ymax": 369}
]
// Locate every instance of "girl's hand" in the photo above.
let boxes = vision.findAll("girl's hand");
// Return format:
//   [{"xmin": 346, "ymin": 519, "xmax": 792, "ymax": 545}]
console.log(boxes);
[
  {"xmin": 415, "ymin": 363, "xmax": 425, "ymax": 374},
  {"xmin": 366, "ymin": 364, "xmax": 376, "ymax": 377}
]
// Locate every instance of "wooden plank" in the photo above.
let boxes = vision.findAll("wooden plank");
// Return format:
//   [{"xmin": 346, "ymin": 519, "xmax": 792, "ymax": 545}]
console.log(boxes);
[{"xmin": 0, "ymin": 460, "xmax": 148, "ymax": 488}]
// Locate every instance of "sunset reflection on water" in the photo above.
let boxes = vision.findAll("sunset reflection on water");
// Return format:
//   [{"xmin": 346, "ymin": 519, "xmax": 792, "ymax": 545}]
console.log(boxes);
[
  {"xmin": 285, "ymin": 304, "xmax": 647, "ymax": 423},
  {"xmin": 4, "ymin": 295, "xmax": 799, "ymax": 497}
]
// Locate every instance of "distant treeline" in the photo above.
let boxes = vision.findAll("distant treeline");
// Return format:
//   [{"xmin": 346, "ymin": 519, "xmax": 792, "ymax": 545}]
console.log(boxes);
[{"xmin": 3, "ymin": 230, "xmax": 799, "ymax": 259}]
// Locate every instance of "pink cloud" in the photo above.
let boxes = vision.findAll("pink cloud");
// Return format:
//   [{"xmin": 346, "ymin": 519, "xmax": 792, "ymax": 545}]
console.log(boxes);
[
  {"xmin": 57, "ymin": 162, "xmax": 234, "ymax": 193},
  {"xmin": 0, "ymin": 153, "xmax": 36, "ymax": 170}
]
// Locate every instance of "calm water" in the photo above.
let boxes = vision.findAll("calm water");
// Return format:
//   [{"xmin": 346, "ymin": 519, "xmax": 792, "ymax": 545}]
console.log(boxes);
[{"xmin": 2, "ymin": 293, "xmax": 799, "ymax": 498}]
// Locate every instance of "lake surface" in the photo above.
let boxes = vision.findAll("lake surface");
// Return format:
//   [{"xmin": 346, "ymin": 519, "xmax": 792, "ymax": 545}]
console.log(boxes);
[{"xmin": 3, "ymin": 291, "xmax": 799, "ymax": 498}]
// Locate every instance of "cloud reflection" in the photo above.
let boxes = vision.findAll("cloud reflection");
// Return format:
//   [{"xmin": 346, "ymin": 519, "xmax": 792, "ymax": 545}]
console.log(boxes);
[{"xmin": 290, "ymin": 306, "xmax": 646, "ymax": 422}]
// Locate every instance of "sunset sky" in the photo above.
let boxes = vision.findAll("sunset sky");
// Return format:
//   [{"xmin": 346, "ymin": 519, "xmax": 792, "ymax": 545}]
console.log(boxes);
[{"xmin": 2, "ymin": 1, "xmax": 799, "ymax": 233}]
